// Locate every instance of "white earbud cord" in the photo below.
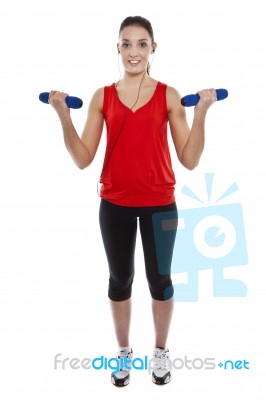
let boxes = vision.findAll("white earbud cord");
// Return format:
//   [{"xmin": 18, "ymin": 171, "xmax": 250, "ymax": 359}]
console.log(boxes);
[{"xmin": 97, "ymin": 70, "xmax": 147, "ymax": 196}]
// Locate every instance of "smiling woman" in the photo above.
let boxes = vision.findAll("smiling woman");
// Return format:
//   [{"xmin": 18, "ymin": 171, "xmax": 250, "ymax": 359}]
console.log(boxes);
[
  {"xmin": 115, "ymin": 19, "xmax": 157, "ymax": 112},
  {"xmin": 118, "ymin": 16, "xmax": 156, "ymax": 78},
  {"xmin": 119, "ymin": 18, "xmax": 154, "ymax": 56},
  {"xmin": 47, "ymin": 15, "xmax": 217, "ymax": 388}
]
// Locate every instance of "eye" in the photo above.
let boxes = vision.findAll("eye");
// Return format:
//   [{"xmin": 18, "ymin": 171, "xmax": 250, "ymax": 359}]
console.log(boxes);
[
  {"xmin": 122, "ymin": 43, "xmax": 129, "ymax": 48},
  {"xmin": 140, "ymin": 42, "xmax": 147, "ymax": 48}
]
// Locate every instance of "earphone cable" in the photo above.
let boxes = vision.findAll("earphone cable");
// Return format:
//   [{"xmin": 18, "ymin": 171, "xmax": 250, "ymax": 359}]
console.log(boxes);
[{"xmin": 97, "ymin": 72, "xmax": 147, "ymax": 195}]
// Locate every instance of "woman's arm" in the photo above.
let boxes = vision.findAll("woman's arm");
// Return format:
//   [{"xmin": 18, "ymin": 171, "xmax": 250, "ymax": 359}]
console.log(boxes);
[
  {"xmin": 167, "ymin": 86, "xmax": 216, "ymax": 170},
  {"xmin": 49, "ymin": 88, "xmax": 104, "ymax": 169}
]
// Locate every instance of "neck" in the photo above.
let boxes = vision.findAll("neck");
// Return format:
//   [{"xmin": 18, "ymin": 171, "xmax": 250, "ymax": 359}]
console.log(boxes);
[{"xmin": 118, "ymin": 70, "xmax": 148, "ymax": 87}]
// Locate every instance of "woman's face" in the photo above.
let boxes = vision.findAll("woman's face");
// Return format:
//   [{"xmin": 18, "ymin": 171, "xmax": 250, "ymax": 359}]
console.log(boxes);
[{"xmin": 118, "ymin": 25, "xmax": 155, "ymax": 75}]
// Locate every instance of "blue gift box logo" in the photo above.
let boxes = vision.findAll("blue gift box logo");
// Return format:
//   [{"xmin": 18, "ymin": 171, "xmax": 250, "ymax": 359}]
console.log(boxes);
[{"xmin": 152, "ymin": 173, "xmax": 249, "ymax": 302}]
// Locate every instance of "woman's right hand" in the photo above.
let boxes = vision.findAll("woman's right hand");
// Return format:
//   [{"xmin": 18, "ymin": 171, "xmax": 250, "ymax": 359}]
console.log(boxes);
[{"xmin": 48, "ymin": 91, "xmax": 70, "ymax": 116}]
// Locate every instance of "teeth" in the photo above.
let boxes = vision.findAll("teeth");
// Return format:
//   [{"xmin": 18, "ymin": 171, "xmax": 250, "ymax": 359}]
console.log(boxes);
[{"xmin": 129, "ymin": 61, "xmax": 139, "ymax": 64}]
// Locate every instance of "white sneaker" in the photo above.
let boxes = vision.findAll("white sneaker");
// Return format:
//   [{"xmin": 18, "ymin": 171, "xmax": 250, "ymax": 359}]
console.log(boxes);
[
  {"xmin": 111, "ymin": 348, "xmax": 133, "ymax": 387},
  {"xmin": 152, "ymin": 347, "xmax": 172, "ymax": 384}
]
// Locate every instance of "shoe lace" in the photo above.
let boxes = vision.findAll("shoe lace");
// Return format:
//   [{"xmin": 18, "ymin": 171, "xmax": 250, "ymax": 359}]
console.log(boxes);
[
  {"xmin": 117, "ymin": 352, "xmax": 132, "ymax": 371},
  {"xmin": 154, "ymin": 352, "xmax": 170, "ymax": 370}
]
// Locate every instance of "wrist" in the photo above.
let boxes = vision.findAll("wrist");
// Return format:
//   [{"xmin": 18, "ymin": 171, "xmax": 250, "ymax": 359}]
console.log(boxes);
[
  {"xmin": 59, "ymin": 114, "xmax": 73, "ymax": 132},
  {"xmin": 194, "ymin": 107, "xmax": 207, "ymax": 119},
  {"xmin": 58, "ymin": 110, "xmax": 71, "ymax": 124}
]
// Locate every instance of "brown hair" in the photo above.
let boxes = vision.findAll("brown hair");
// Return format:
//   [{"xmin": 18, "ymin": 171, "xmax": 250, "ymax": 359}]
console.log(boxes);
[{"xmin": 119, "ymin": 16, "xmax": 154, "ymax": 42}]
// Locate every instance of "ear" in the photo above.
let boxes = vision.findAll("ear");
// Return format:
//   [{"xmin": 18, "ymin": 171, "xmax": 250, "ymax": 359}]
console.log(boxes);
[
  {"xmin": 117, "ymin": 43, "xmax": 120, "ymax": 54},
  {"xmin": 152, "ymin": 42, "xmax": 157, "ymax": 53}
]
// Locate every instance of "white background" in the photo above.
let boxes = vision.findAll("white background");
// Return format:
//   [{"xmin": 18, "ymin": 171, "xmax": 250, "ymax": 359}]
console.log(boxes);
[{"xmin": 0, "ymin": 0, "xmax": 265, "ymax": 398}]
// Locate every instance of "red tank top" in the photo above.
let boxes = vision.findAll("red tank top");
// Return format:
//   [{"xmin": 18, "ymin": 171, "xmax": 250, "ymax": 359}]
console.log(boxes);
[{"xmin": 99, "ymin": 81, "xmax": 176, "ymax": 207}]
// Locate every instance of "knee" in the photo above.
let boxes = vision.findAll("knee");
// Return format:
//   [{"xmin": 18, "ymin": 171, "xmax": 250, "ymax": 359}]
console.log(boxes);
[
  {"xmin": 108, "ymin": 276, "xmax": 134, "ymax": 301},
  {"xmin": 149, "ymin": 279, "xmax": 174, "ymax": 301}
]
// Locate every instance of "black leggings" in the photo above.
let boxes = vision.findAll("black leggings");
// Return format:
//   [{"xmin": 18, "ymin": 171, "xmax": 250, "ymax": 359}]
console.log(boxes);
[{"xmin": 99, "ymin": 199, "xmax": 178, "ymax": 301}]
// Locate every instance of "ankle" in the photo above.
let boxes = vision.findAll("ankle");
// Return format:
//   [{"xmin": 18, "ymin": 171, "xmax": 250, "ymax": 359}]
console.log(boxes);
[
  {"xmin": 155, "ymin": 344, "xmax": 167, "ymax": 350},
  {"xmin": 118, "ymin": 346, "xmax": 132, "ymax": 353}
]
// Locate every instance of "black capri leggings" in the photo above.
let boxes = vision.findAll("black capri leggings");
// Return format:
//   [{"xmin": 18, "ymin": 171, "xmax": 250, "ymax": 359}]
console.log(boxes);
[{"xmin": 99, "ymin": 199, "xmax": 178, "ymax": 301}]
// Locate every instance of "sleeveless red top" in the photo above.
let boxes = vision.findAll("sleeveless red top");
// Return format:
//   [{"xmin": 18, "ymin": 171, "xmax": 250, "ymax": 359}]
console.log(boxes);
[{"xmin": 99, "ymin": 82, "xmax": 176, "ymax": 207}]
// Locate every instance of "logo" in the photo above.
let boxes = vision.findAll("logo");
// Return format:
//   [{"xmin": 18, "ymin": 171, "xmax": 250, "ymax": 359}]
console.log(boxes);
[
  {"xmin": 217, "ymin": 359, "xmax": 250, "ymax": 370},
  {"xmin": 153, "ymin": 173, "xmax": 249, "ymax": 301},
  {"xmin": 53, "ymin": 353, "xmax": 250, "ymax": 373}
]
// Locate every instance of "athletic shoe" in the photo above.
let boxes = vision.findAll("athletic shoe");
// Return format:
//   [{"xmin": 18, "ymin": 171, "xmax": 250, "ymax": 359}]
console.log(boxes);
[
  {"xmin": 111, "ymin": 348, "xmax": 133, "ymax": 387},
  {"xmin": 152, "ymin": 347, "xmax": 172, "ymax": 384}
]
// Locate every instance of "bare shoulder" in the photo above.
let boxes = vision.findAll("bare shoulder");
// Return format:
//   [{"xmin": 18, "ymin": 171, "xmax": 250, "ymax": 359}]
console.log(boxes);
[
  {"xmin": 166, "ymin": 85, "xmax": 181, "ymax": 103},
  {"xmin": 166, "ymin": 85, "xmax": 183, "ymax": 113},
  {"xmin": 89, "ymin": 87, "xmax": 104, "ymax": 111}
]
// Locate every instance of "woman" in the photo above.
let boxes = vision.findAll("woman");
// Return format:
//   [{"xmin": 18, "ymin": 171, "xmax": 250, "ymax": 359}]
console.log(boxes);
[{"xmin": 49, "ymin": 16, "xmax": 216, "ymax": 386}]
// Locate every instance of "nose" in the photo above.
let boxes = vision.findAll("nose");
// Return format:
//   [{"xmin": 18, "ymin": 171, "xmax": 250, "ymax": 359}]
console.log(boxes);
[{"xmin": 129, "ymin": 46, "xmax": 138, "ymax": 58}]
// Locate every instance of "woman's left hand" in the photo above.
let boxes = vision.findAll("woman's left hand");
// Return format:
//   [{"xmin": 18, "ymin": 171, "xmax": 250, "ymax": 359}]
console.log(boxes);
[{"xmin": 195, "ymin": 89, "xmax": 217, "ymax": 113}]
